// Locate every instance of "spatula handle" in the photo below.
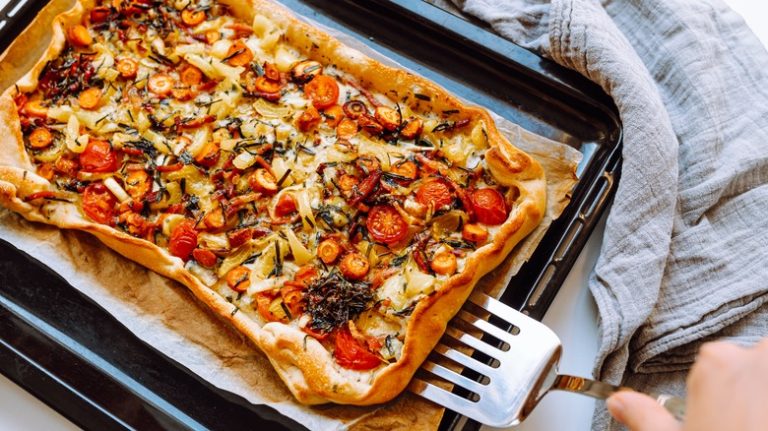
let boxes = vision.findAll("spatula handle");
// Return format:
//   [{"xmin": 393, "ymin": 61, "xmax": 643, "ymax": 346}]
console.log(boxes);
[{"xmin": 553, "ymin": 374, "xmax": 686, "ymax": 421}]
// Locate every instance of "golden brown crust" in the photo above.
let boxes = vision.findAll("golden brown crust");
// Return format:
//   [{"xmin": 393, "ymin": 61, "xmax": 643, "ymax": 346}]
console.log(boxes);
[{"xmin": 0, "ymin": 0, "xmax": 547, "ymax": 406}]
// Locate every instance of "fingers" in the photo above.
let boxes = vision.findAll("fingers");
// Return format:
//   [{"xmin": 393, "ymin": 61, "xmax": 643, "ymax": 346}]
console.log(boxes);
[
  {"xmin": 687, "ymin": 341, "xmax": 745, "ymax": 394},
  {"xmin": 607, "ymin": 391, "xmax": 682, "ymax": 431}
]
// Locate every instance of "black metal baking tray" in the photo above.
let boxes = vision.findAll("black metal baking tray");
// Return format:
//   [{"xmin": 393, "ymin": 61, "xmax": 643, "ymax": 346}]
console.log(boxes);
[{"xmin": 0, "ymin": 0, "xmax": 622, "ymax": 430}]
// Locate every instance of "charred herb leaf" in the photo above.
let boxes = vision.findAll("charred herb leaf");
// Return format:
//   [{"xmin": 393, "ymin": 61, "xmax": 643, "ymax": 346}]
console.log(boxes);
[{"xmin": 306, "ymin": 272, "xmax": 373, "ymax": 332}]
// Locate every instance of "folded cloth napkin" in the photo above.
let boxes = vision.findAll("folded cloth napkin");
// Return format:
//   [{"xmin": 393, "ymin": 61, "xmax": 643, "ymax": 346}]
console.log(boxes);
[{"xmin": 440, "ymin": 0, "xmax": 768, "ymax": 428}]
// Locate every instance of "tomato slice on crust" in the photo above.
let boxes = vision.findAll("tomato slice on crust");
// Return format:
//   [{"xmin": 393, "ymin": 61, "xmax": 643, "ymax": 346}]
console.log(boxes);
[
  {"xmin": 168, "ymin": 219, "xmax": 199, "ymax": 261},
  {"xmin": 82, "ymin": 183, "xmax": 117, "ymax": 225},
  {"xmin": 333, "ymin": 327, "xmax": 381, "ymax": 370},
  {"xmin": 304, "ymin": 75, "xmax": 339, "ymax": 110},
  {"xmin": 470, "ymin": 188, "xmax": 508, "ymax": 225},
  {"xmin": 415, "ymin": 178, "xmax": 453, "ymax": 210},
  {"xmin": 366, "ymin": 204, "xmax": 407, "ymax": 245},
  {"xmin": 80, "ymin": 139, "xmax": 118, "ymax": 173}
]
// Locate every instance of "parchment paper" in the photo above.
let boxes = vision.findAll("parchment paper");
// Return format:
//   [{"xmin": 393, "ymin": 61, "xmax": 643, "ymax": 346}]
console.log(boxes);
[{"xmin": 0, "ymin": 1, "xmax": 581, "ymax": 429}]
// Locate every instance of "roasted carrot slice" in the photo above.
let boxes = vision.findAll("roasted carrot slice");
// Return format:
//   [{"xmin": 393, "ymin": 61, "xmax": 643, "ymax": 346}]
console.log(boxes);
[
  {"xmin": 339, "ymin": 252, "xmax": 370, "ymax": 281},
  {"xmin": 336, "ymin": 118, "xmax": 358, "ymax": 140},
  {"xmin": 116, "ymin": 57, "xmax": 138, "ymax": 79},
  {"xmin": 225, "ymin": 266, "xmax": 250, "ymax": 292},
  {"xmin": 296, "ymin": 106, "xmax": 321, "ymax": 132},
  {"xmin": 180, "ymin": 64, "xmax": 203, "ymax": 86},
  {"xmin": 194, "ymin": 140, "xmax": 220, "ymax": 168},
  {"xmin": 148, "ymin": 73, "xmax": 173, "ymax": 97},
  {"xmin": 37, "ymin": 162, "xmax": 54, "ymax": 180},
  {"xmin": 390, "ymin": 160, "xmax": 418, "ymax": 180},
  {"xmin": 28, "ymin": 128, "xmax": 53, "ymax": 149},
  {"xmin": 249, "ymin": 169, "xmax": 278, "ymax": 194},
  {"xmin": 251, "ymin": 76, "xmax": 282, "ymax": 94},
  {"xmin": 204, "ymin": 29, "xmax": 221, "ymax": 44},
  {"xmin": 23, "ymin": 100, "xmax": 48, "ymax": 118},
  {"xmin": 225, "ymin": 40, "xmax": 253, "ymax": 67},
  {"xmin": 317, "ymin": 238, "xmax": 342, "ymax": 264},
  {"xmin": 357, "ymin": 114, "xmax": 383, "ymax": 135},
  {"xmin": 323, "ymin": 105, "xmax": 344, "ymax": 127},
  {"xmin": 263, "ymin": 62, "xmax": 280, "ymax": 81},
  {"xmin": 374, "ymin": 106, "xmax": 402, "ymax": 132},
  {"xmin": 342, "ymin": 100, "xmax": 368, "ymax": 119},
  {"xmin": 181, "ymin": 8, "xmax": 206, "ymax": 27},
  {"xmin": 462, "ymin": 223, "xmax": 488, "ymax": 244},
  {"xmin": 336, "ymin": 174, "xmax": 359, "ymax": 192},
  {"xmin": 124, "ymin": 169, "xmax": 150, "ymax": 201},
  {"xmin": 430, "ymin": 251, "xmax": 457, "ymax": 275},
  {"xmin": 78, "ymin": 88, "xmax": 102, "ymax": 110},
  {"xmin": 399, "ymin": 117, "xmax": 423, "ymax": 139},
  {"xmin": 291, "ymin": 60, "xmax": 323, "ymax": 83}
]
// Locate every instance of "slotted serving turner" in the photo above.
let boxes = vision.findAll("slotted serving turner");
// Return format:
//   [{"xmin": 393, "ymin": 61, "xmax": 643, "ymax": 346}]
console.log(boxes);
[{"xmin": 409, "ymin": 292, "xmax": 686, "ymax": 428}]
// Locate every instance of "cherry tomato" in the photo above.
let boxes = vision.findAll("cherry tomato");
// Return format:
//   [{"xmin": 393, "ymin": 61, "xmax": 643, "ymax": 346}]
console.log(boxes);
[
  {"xmin": 333, "ymin": 327, "xmax": 381, "ymax": 370},
  {"xmin": 80, "ymin": 139, "xmax": 118, "ymax": 173},
  {"xmin": 274, "ymin": 193, "xmax": 297, "ymax": 217},
  {"xmin": 470, "ymin": 188, "xmax": 508, "ymax": 225},
  {"xmin": 82, "ymin": 183, "xmax": 117, "ymax": 225},
  {"xmin": 302, "ymin": 325, "xmax": 329, "ymax": 341},
  {"xmin": 366, "ymin": 204, "xmax": 407, "ymax": 245},
  {"xmin": 168, "ymin": 219, "xmax": 198, "ymax": 261},
  {"xmin": 415, "ymin": 179, "xmax": 453, "ymax": 210},
  {"xmin": 228, "ymin": 228, "xmax": 254, "ymax": 248},
  {"xmin": 192, "ymin": 248, "xmax": 217, "ymax": 268},
  {"xmin": 304, "ymin": 75, "xmax": 339, "ymax": 110}
]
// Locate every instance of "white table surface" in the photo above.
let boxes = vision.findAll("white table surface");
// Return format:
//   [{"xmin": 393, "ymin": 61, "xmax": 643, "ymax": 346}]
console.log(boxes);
[{"xmin": 0, "ymin": 1, "xmax": 766, "ymax": 430}]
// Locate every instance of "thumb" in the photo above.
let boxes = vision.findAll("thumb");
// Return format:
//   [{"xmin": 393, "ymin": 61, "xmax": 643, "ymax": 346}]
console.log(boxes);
[{"xmin": 606, "ymin": 391, "xmax": 681, "ymax": 431}]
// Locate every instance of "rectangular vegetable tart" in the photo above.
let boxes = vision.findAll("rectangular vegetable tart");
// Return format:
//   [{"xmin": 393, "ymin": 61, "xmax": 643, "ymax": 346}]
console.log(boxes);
[{"xmin": 0, "ymin": 0, "xmax": 547, "ymax": 405}]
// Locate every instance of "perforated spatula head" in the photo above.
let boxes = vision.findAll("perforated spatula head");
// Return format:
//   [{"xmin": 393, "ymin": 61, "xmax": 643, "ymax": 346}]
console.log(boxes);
[
  {"xmin": 409, "ymin": 292, "xmax": 563, "ymax": 427},
  {"xmin": 409, "ymin": 292, "xmax": 686, "ymax": 427}
]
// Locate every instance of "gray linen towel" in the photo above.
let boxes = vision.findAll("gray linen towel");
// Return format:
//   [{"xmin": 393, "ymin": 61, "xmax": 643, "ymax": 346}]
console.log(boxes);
[{"xmin": 443, "ymin": 0, "xmax": 768, "ymax": 428}]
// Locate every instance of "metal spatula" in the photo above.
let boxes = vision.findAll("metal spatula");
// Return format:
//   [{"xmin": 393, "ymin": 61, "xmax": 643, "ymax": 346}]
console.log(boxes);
[{"xmin": 409, "ymin": 292, "xmax": 686, "ymax": 428}]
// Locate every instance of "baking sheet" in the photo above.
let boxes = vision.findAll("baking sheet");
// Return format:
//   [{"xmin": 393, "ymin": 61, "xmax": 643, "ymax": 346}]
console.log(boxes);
[{"xmin": 0, "ymin": 0, "xmax": 580, "ymax": 429}]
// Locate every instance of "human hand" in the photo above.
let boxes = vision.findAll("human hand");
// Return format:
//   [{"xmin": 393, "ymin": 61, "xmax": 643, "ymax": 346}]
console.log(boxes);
[{"xmin": 606, "ymin": 338, "xmax": 768, "ymax": 431}]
